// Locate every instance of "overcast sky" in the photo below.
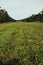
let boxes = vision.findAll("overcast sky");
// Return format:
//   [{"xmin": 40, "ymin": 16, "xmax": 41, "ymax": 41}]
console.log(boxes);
[{"xmin": 0, "ymin": 0, "xmax": 43, "ymax": 20}]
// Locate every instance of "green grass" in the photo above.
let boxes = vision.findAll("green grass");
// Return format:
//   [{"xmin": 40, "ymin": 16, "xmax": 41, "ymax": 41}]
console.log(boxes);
[{"xmin": 0, "ymin": 22, "xmax": 43, "ymax": 65}]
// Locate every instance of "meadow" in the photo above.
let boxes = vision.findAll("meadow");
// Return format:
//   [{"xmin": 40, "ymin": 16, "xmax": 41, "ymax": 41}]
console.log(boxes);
[{"xmin": 0, "ymin": 22, "xmax": 43, "ymax": 65}]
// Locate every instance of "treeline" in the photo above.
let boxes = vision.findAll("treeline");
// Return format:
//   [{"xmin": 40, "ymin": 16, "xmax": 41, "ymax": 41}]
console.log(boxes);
[
  {"xmin": 0, "ymin": 9, "xmax": 16, "ymax": 23},
  {"xmin": 19, "ymin": 10, "xmax": 43, "ymax": 22},
  {"xmin": 0, "ymin": 8, "xmax": 43, "ymax": 23}
]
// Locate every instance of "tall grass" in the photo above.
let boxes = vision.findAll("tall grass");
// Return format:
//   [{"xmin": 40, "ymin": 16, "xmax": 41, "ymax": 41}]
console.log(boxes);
[{"xmin": 0, "ymin": 22, "xmax": 43, "ymax": 65}]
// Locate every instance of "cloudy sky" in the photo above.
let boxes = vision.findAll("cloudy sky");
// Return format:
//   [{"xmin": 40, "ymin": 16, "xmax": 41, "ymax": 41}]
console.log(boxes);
[{"xmin": 0, "ymin": 0, "xmax": 43, "ymax": 20}]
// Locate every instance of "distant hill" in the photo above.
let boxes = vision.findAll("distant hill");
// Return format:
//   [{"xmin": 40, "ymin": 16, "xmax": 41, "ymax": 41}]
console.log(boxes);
[
  {"xmin": 19, "ymin": 10, "xmax": 43, "ymax": 22},
  {"xmin": 0, "ymin": 9, "xmax": 16, "ymax": 23}
]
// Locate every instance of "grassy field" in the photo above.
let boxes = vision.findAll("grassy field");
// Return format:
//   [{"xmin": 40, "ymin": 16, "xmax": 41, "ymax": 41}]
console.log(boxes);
[{"xmin": 0, "ymin": 22, "xmax": 43, "ymax": 65}]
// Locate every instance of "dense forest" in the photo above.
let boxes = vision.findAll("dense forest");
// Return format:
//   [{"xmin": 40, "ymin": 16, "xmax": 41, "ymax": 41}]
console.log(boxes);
[
  {"xmin": 19, "ymin": 10, "xmax": 43, "ymax": 22},
  {"xmin": 0, "ymin": 8, "xmax": 16, "ymax": 23}
]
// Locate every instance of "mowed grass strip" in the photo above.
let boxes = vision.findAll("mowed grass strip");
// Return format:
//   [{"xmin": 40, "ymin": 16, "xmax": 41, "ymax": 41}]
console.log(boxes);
[{"xmin": 0, "ymin": 22, "xmax": 43, "ymax": 65}]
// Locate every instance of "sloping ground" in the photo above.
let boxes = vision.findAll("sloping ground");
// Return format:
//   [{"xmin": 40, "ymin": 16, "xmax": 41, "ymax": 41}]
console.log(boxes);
[{"xmin": 0, "ymin": 22, "xmax": 43, "ymax": 65}]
